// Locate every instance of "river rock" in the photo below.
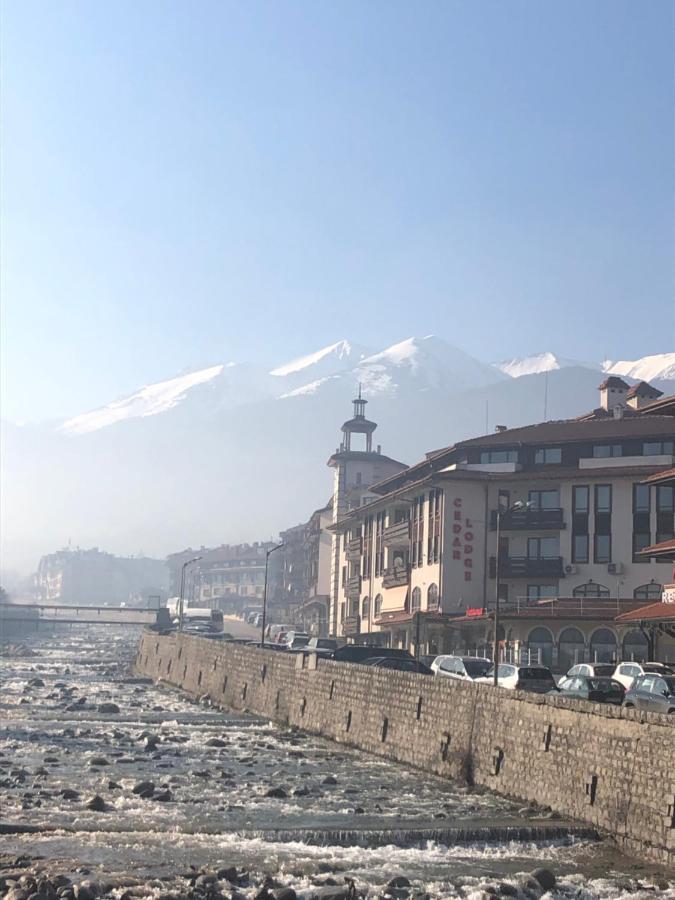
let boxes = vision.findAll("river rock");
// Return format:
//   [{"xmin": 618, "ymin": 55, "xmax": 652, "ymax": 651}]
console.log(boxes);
[
  {"xmin": 97, "ymin": 703, "xmax": 120, "ymax": 715},
  {"xmin": 206, "ymin": 738, "xmax": 227, "ymax": 747},
  {"xmin": 387, "ymin": 877, "xmax": 411, "ymax": 891},
  {"xmin": 88, "ymin": 757, "xmax": 110, "ymax": 767},
  {"xmin": 153, "ymin": 789, "xmax": 172, "ymax": 802},
  {"xmin": 85, "ymin": 795, "xmax": 107, "ymax": 811},
  {"xmin": 216, "ymin": 868, "xmax": 239, "ymax": 884},
  {"xmin": 496, "ymin": 884, "xmax": 519, "ymax": 897},
  {"xmin": 28, "ymin": 678, "xmax": 45, "ymax": 687},
  {"xmin": 60, "ymin": 789, "xmax": 80, "ymax": 800},
  {"xmin": 275, "ymin": 890, "xmax": 297, "ymax": 900},
  {"xmin": 321, "ymin": 776, "xmax": 337, "ymax": 785},
  {"xmin": 265, "ymin": 787, "xmax": 287, "ymax": 798},
  {"xmin": 131, "ymin": 780, "xmax": 155, "ymax": 796},
  {"xmin": 530, "ymin": 869, "xmax": 556, "ymax": 892}
]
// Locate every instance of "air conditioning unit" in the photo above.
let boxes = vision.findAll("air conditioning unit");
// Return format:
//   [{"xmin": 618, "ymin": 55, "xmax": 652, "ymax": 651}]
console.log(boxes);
[
  {"xmin": 607, "ymin": 562, "xmax": 623, "ymax": 575},
  {"xmin": 564, "ymin": 565, "xmax": 577, "ymax": 575}
]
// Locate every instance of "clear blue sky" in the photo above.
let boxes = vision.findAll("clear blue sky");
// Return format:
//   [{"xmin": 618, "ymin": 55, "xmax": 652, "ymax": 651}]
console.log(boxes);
[{"xmin": 2, "ymin": 0, "xmax": 673, "ymax": 421}]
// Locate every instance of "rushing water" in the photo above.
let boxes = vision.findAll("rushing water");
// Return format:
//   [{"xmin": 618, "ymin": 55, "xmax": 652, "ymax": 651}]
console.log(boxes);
[{"xmin": 0, "ymin": 628, "xmax": 673, "ymax": 899}]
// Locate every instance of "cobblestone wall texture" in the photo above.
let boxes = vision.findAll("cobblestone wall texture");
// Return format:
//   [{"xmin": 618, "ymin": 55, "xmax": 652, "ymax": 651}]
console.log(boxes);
[{"xmin": 135, "ymin": 632, "xmax": 675, "ymax": 866}]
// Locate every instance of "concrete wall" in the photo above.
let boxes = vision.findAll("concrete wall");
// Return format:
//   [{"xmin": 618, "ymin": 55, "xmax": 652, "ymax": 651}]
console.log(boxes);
[{"xmin": 135, "ymin": 632, "xmax": 675, "ymax": 867}]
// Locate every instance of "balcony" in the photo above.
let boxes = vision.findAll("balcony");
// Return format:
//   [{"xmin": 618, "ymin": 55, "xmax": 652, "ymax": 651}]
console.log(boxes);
[
  {"xmin": 382, "ymin": 520, "xmax": 410, "ymax": 547},
  {"xmin": 489, "ymin": 556, "xmax": 564, "ymax": 579},
  {"xmin": 383, "ymin": 564, "xmax": 410, "ymax": 589},
  {"xmin": 347, "ymin": 573, "xmax": 361, "ymax": 599},
  {"xmin": 490, "ymin": 508, "xmax": 565, "ymax": 531},
  {"xmin": 344, "ymin": 614, "xmax": 361, "ymax": 636},
  {"xmin": 346, "ymin": 538, "xmax": 362, "ymax": 561}
]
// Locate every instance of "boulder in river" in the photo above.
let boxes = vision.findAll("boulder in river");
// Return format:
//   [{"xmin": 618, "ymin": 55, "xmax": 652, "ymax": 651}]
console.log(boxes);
[
  {"xmin": 153, "ymin": 789, "xmax": 172, "ymax": 802},
  {"xmin": 97, "ymin": 703, "xmax": 120, "ymax": 715},
  {"xmin": 60, "ymin": 789, "xmax": 80, "ymax": 800},
  {"xmin": 85, "ymin": 795, "xmax": 107, "ymax": 812},
  {"xmin": 322, "ymin": 775, "xmax": 338, "ymax": 785},
  {"xmin": 131, "ymin": 781, "xmax": 155, "ymax": 796},
  {"xmin": 265, "ymin": 787, "xmax": 288, "ymax": 799},
  {"xmin": 88, "ymin": 757, "xmax": 110, "ymax": 767},
  {"xmin": 531, "ymin": 868, "xmax": 556, "ymax": 892},
  {"xmin": 206, "ymin": 738, "xmax": 227, "ymax": 747}
]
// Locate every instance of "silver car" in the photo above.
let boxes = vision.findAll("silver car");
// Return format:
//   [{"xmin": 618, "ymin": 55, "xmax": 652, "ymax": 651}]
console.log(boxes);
[
  {"xmin": 476, "ymin": 664, "xmax": 557, "ymax": 693},
  {"xmin": 431, "ymin": 655, "xmax": 492, "ymax": 681}
]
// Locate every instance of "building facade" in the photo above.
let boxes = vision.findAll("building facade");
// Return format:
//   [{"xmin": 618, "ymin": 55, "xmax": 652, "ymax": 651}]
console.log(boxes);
[{"xmin": 329, "ymin": 382, "xmax": 675, "ymax": 664}]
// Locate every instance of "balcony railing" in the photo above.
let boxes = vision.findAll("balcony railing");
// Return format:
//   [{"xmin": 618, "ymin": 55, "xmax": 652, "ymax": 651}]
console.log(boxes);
[
  {"xmin": 347, "ymin": 573, "xmax": 361, "ymax": 599},
  {"xmin": 344, "ymin": 614, "xmax": 361, "ymax": 636},
  {"xmin": 382, "ymin": 520, "xmax": 410, "ymax": 546},
  {"xmin": 346, "ymin": 538, "xmax": 362, "ymax": 561},
  {"xmin": 489, "ymin": 556, "xmax": 564, "ymax": 579},
  {"xmin": 382, "ymin": 565, "xmax": 410, "ymax": 588},
  {"xmin": 490, "ymin": 508, "xmax": 565, "ymax": 531}
]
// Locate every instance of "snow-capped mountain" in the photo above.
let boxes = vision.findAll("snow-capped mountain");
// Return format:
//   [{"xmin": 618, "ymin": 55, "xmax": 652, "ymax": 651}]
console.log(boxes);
[
  {"xmin": 603, "ymin": 352, "xmax": 675, "ymax": 383},
  {"xmin": 270, "ymin": 339, "xmax": 367, "ymax": 378},
  {"xmin": 496, "ymin": 352, "xmax": 597, "ymax": 379}
]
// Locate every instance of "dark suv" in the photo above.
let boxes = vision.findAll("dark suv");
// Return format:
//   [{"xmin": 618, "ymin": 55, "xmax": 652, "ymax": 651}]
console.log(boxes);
[{"xmin": 623, "ymin": 674, "xmax": 675, "ymax": 714}]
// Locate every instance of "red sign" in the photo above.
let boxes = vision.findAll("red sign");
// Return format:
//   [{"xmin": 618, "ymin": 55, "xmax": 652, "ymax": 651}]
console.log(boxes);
[{"xmin": 466, "ymin": 607, "xmax": 486, "ymax": 617}]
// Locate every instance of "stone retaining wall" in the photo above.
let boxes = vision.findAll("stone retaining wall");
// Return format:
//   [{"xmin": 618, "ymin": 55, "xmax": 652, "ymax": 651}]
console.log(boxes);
[{"xmin": 135, "ymin": 631, "xmax": 675, "ymax": 867}]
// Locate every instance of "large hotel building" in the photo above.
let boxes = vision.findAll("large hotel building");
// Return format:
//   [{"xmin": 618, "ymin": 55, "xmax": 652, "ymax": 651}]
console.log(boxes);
[{"xmin": 326, "ymin": 378, "xmax": 675, "ymax": 667}]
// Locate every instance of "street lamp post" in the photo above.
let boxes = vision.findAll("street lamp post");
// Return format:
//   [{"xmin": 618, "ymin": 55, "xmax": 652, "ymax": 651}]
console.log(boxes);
[
  {"xmin": 261, "ymin": 543, "xmax": 284, "ymax": 648},
  {"xmin": 493, "ymin": 501, "xmax": 526, "ymax": 686},
  {"xmin": 179, "ymin": 556, "xmax": 201, "ymax": 631}
]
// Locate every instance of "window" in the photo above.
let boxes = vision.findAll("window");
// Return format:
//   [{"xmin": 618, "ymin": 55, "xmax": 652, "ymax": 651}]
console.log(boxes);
[
  {"xmin": 375, "ymin": 512, "xmax": 386, "ymax": 576},
  {"xmin": 374, "ymin": 594, "xmax": 382, "ymax": 617},
  {"xmin": 592, "ymin": 445, "xmax": 622, "ymax": 458},
  {"xmin": 411, "ymin": 587, "xmax": 421, "ymax": 611},
  {"xmin": 643, "ymin": 441, "xmax": 674, "ymax": 456},
  {"xmin": 572, "ymin": 485, "xmax": 590, "ymax": 563},
  {"xmin": 528, "ymin": 489, "xmax": 560, "ymax": 509},
  {"xmin": 361, "ymin": 596, "xmax": 370, "ymax": 619},
  {"xmin": 527, "ymin": 585, "xmax": 557, "ymax": 600},
  {"xmin": 527, "ymin": 537, "xmax": 559, "ymax": 559},
  {"xmin": 573, "ymin": 582, "xmax": 610, "ymax": 598},
  {"xmin": 573, "ymin": 535, "xmax": 589, "ymax": 563},
  {"xmin": 427, "ymin": 583, "xmax": 439, "ymax": 608},
  {"xmin": 534, "ymin": 447, "xmax": 562, "ymax": 464},
  {"xmin": 362, "ymin": 516, "xmax": 373, "ymax": 578},
  {"xmin": 633, "ymin": 484, "xmax": 651, "ymax": 562},
  {"xmin": 634, "ymin": 583, "xmax": 662, "ymax": 600},
  {"xmin": 594, "ymin": 485, "xmax": 612, "ymax": 563},
  {"xmin": 479, "ymin": 449, "xmax": 518, "ymax": 464},
  {"xmin": 427, "ymin": 488, "xmax": 442, "ymax": 563},
  {"xmin": 656, "ymin": 486, "xmax": 675, "ymax": 546},
  {"xmin": 411, "ymin": 496, "xmax": 424, "ymax": 568}
]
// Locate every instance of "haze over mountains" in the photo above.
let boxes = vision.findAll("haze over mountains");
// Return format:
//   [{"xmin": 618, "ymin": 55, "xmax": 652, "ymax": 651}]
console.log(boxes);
[{"xmin": 2, "ymin": 336, "xmax": 674, "ymax": 573}]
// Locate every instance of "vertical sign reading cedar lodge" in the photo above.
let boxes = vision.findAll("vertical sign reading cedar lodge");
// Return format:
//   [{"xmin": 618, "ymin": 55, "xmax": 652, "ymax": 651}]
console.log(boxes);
[
  {"xmin": 443, "ymin": 485, "xmax": 486, "ymax": 611},
  {"xmin": 451, "ymin": 497, "xmax": 475, "ymax": 583}
]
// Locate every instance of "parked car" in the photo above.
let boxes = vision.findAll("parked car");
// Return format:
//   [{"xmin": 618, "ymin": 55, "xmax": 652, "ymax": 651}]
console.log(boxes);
[
  {"xmin": 332, "ymin": 645, "xmax": 415, "ymax": 664},
  {"xmin": 612, "ymin": 661, "xmax": 674, "ymax": 691},
  {"xmin": 552, "ymin": 675, "xmax": 625, "ymax": 705},
  {"xmin": 623, "ymin": 673, "xmax": 675, "ymax": 714},
  {"xmin": 431, "ymin": 655, "xmax": 492, "ymax": 681},
  {"xmin": 280, "ymin": 631, "xmax": 310, "ymax": 651},
  {"xmin": 419, "ymin": 654, "xmax": 438, "ymax": 668},
  {"xmin": 300, "ymin": 637, "xmax": 339, "ymax": 657},
  {"xmin": 565, "ymin": 663, "xmax": 616, "ymax": 679},
  {"xmin": 362, "ymin": 656, "xmax": 433, "ymax": 675},
  {"xmin": 476, "ymin": 664, "xmax": 557, "ymax": 693}
]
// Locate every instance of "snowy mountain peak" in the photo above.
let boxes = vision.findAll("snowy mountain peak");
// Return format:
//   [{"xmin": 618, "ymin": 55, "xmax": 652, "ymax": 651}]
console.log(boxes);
[
  {"xmin": 603, "ymin": 353, "xmax": 675, "ymax": 383},
  {"xmin": 61, "ymin": 365, "xmax": 225, "ymax": 435},
  {"xmin": 496, "ymin": 352, "xmax": 593, "ymax": 378},
  {"xmin": 269, "ymin": 340, "xmax": 355, "ymax": 377}
]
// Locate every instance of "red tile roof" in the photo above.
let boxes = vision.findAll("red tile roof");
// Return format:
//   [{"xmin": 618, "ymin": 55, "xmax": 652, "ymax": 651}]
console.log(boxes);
[
  {"xmin": 642, "ymin": 467, "xmax": 675, "ymax": 485},
  {"xmin": 626, "ymin": 381, "xmax": 663, "ymax": 400},
  {"xmin": 615, "ymin": 601, "xmax": 675, "ymax": 624},
  {"xmin": 638, "ymin": 537, "xmax": 675, "ymax": 559},
  {"xmin": 598, "ymin": 376, "xmax": 630, "ymax": 390}
]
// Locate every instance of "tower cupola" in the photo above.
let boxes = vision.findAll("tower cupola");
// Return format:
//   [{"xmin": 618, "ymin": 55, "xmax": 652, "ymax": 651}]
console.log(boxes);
[{"xmin": 341, "ymin": 385, "xmax": 378, "ymax": 452}]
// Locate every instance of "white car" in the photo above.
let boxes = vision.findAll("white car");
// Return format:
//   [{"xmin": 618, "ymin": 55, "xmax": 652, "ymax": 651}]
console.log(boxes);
[
  {"xmin": 612, "ymin": 661, "xmax": 674, "ymax": 691},
  {"xmin": 475, "ymin": 664, "xmax": 557, "ymax": 693},
  {"xmin": 431, "ymin": 655, "xmax": 492, "ymax": 681}
]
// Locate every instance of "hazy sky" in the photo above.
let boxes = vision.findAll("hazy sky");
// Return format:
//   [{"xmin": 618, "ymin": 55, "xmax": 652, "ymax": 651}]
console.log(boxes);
[{"xmin": 2, "ymin": 0, "xmax": 673, "ymax": 422}]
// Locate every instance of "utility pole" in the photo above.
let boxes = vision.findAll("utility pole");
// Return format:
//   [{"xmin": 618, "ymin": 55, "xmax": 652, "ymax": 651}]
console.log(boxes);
[
  {"xmin": 178, "ymin": 557, "xmax": 201, "ymax": 631},
  {"xmin": 261, "ymin": 543, "xmax": 284, "ymax": 648}
]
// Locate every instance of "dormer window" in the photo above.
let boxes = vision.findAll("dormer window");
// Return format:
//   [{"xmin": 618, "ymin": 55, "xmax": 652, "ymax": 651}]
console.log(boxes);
[
  {"xmin": 593, "ymin": 445, "xmax": 622, "ymax": 458},
  {"xmin": 534, "ymin": 447, "xmax": 562, "ymax": 464},
  {"xmin": 479, "ymin": 449, "xmax": 518, "ymax": 464},
  {"xmin": 643, "ymin": 441, "xmax": 674, "ymax": 456}
]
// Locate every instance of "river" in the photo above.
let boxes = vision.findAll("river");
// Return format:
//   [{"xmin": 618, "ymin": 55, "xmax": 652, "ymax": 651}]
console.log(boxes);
[{"xmin": 1, "ymin": 628, "xmax": 673, "ymax": 900}]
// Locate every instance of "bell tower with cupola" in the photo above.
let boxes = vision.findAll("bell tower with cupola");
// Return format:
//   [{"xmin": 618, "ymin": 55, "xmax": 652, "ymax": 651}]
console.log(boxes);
[{"xmin": 327, "ymin": 388, "xmax": 407, "ymax": 635}]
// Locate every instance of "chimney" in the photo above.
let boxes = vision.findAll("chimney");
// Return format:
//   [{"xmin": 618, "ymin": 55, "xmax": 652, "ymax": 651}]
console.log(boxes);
[
  {"xmin": 626, "ymin": 381, "xmax": 663, "ymax": 411},
  {"xmin": 598, "ymin": 377, "xmax": 629, "ymax": 412}
]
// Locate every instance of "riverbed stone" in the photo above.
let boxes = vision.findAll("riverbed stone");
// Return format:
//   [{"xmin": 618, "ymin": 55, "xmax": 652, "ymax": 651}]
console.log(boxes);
[{"xmin": 530, "ymin": 869, "xmax": 556, "ymax": 892}]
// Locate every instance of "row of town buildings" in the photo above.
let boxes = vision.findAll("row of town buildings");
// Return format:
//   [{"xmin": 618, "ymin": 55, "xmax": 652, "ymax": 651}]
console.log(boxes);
[{"xmin": 277, "ymin": 378, "xmax": 675, "ymax": 668}]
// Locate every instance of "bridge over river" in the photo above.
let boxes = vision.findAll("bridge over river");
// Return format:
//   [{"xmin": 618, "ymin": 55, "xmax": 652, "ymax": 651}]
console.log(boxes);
[{"xmin": 0, "ymin": 602, "xmax": 160, "ymax": 629}]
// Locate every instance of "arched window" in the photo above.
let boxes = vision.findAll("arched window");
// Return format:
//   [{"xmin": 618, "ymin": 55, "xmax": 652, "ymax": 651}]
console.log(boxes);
[
  {"xmin": 622, "ymin": 629, "xmax": 649, "ymax": 662},
  {"xmin": 411, "ymin": 587, "xmax": 421, "ymax": 611},
  {"xmin": 633, "ymin": 583, "xmax": 662, "ymax": 601},
  {"xmin": 427, "ymin": 583, "xmax": 439, "ymax": 608},
  {"xmin": 573, "ymin": 582, "xmax": 610, "ymax": 598},
  {"xmin": 558, "ymin": 627, "xmax": 585, "ymax": 670},
  {"xmin": 361, "ymin": 596, "xmax": 370, "ymax": 619},
  {"xmin": 527, "ymin": 626, "xmax": 554, "ymax": 667},
  {"xmin": 589, "ymin": 628, "xmax": 617, "ymax": 663},
  {"xmin": 374, "ymin": 594, "xmax": 383, "ymax": 618}
]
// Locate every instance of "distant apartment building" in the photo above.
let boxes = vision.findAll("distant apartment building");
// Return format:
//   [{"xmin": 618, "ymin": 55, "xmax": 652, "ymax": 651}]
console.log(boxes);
[
  {"xmin": 168, "ymin": 543, "xmax": 283, "ymax": 610},
  {"xmin": 34, "ymin": 548, "xmax": 168, "ymax": 606},
  {"xmin": 329, "ymin": 380, "xmax": 675, "ymax": 665}
]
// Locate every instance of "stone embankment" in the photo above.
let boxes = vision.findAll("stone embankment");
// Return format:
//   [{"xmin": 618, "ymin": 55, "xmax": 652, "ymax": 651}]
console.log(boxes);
[{"xmin": 135, "ymin": 631, "xmax": 675, "ymax": 867}]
